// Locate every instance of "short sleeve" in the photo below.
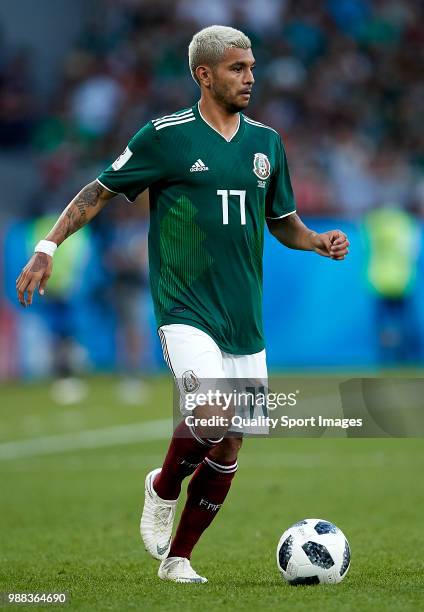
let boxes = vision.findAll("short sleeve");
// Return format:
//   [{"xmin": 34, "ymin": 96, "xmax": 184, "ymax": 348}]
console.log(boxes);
[
  {"xmin": 97, "ymin": 122, "xmax": 163, "ymax": 202},
  {"xmin": 265, "ymin": 137, "xmax": 296, "ymax": 219}
]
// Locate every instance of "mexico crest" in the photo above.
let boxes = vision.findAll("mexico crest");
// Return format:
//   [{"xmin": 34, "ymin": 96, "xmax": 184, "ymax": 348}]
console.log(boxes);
[
  {"xmin": 253, "ymin": 153, "xmax": 271, "ymax": 180},
  {"xmin": 182, "ymin": 370, "xmax": 200, "ymax": 393}
]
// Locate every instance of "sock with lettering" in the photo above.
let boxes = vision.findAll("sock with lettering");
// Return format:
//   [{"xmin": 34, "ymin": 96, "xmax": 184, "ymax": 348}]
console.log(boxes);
[{"xmin": 168, "ymin": 456, "xmax": 237, "ymax": 559}]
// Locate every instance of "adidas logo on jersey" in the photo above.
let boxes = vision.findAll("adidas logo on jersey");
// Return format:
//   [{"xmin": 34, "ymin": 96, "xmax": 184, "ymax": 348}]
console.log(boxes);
[{"xmin": 190, "ymin": 159, "xmax": 209, "ymax": 172}]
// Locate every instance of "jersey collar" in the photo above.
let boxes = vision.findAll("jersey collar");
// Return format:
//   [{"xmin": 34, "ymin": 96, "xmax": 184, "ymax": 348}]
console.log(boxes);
[{"xmin": 194, "ymin": 102, "xmax": 245, "ymax": 143}]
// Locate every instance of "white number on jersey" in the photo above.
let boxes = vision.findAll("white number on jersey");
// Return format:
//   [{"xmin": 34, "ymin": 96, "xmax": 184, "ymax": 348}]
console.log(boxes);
[{"xmin": 217, "ymin": 190, "xmax": 246, "ymax": 225}]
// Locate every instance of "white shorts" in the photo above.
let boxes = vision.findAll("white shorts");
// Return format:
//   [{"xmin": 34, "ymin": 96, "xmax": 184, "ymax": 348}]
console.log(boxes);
[{"xmin": 158, "ymin": 324, "xmax": 268, "ymax": 432}]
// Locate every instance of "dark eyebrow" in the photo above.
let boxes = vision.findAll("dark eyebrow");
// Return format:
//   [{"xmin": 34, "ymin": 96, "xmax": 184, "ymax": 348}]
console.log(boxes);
[{"xmin": 229, "ymin": 61, "xmax": 256, "ymax": 68}]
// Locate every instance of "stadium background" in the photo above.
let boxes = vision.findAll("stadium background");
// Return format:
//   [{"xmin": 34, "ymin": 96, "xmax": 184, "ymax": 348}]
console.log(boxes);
[
  {"xmin": 1, "ymin": 2, "xmax": 424, "ymax": 610},
  {"xmin": 1, "ymin": 0, "xmax": 423, "ymax": 379}
]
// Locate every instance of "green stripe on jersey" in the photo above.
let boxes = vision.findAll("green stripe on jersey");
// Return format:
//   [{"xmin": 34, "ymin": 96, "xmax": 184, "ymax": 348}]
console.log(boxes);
[{"xmin": 158, "ymin": 196, "xmax": 214, "ymax": 313}]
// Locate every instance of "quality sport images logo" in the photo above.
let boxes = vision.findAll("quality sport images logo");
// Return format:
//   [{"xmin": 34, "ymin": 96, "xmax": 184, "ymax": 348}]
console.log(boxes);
[{"xmin": 253, "ymin": 153, "xmax": 271, "ymax": 180}]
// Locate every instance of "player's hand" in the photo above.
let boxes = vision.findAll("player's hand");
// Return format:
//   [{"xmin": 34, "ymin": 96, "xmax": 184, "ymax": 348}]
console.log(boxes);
[
  {"xmin": 310, "ymin": 230, "xmax": 349, "ymax": 260},
  {"xmin": 16, "ymin": 252, "xmax": 53, "ymax": 307}
]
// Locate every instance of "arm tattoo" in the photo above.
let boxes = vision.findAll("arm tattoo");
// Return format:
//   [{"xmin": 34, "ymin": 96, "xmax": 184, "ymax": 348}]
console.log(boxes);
[
  {"xmin": 47, "ymin": 181, "xmax": 108, "ymax": 245},
  {"xmin": 73, "ymin": 182, "xmax": 103, "ymax": 218},
  {"xmin": 30, "ymin": 252, "xmax": 48, "ymax": 272}
]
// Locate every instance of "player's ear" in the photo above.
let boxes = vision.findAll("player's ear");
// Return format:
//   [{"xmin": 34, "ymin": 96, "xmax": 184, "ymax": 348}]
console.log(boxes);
[{"xmin": 196, "ymin": 65, "xmax": 212, "ymax": 88}]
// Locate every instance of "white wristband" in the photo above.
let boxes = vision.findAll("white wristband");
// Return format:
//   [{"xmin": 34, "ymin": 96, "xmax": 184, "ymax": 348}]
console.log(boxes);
[{"xmin": 34, "ymin": 240, "xmax": 57, "ymax": 257}]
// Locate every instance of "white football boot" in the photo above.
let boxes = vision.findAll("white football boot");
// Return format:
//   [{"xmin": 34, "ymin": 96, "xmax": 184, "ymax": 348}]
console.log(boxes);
[
  {"xmin": 140, "ymin": 468, "xmax": 177, "ymax": 560},
  {"xmin": 158, "ymin": 557, "xmax": 208, "ymax": 584}
]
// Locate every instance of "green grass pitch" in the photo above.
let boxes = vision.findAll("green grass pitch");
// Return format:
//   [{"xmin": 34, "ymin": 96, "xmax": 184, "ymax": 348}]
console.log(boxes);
[{"xmin": 0, "ymin": 376, "xmax": 423, "ymax": 611}]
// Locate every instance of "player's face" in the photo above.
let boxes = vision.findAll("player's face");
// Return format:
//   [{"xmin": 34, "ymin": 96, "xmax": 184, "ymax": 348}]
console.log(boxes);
[{"xmin": 210, "ymin": 48, "xmax": 255, "ymax": 113}]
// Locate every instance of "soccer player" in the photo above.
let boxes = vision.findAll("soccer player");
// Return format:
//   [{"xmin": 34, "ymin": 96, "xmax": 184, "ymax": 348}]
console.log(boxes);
[{"xmin": 16, "ymin": 26, "xmax": 349, "ymax": 583}]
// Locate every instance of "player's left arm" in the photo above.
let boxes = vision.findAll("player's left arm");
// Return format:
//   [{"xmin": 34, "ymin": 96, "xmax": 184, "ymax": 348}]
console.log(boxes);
[{"xmin": 267, "ymin": 213, "xmax": 349, "ymax": 260}]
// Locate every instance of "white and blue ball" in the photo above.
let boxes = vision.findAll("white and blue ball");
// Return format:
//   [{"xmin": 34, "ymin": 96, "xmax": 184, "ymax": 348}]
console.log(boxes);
[{"xmin": 276, "ymin": 518, "xmax": 350, "ymax": 585}]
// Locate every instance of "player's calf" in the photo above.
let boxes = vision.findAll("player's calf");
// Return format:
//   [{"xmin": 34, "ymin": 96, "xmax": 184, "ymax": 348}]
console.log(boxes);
[
  {"xmin": 168, "ymin": 449, "xmax": 239, "ymax": 560},
  {"xmin": 208, "ymin": 434, "xmax": 243, "ymax": 463},
  {"xmin": 153, "ymin": 419, "xmax": 224, "ymax": 501}
]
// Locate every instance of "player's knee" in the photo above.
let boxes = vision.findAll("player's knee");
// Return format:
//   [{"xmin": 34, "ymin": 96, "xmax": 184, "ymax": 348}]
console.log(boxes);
[
  {"xmin": 191, "ymin": 401, "xmax": 235, "ymax": 440},
  {"xmin": 208, "ymin": 436, "xmax": 243, "ymax": 462}
]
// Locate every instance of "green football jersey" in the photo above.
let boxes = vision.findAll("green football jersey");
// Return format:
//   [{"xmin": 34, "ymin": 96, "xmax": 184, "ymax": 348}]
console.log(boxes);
[{"xmin": 98, "ymin": 102, "xmax": 296, "ymax": 355}]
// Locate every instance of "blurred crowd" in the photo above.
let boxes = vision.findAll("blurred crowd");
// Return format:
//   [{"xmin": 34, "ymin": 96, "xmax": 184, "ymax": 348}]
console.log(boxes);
[
  {"xmin": 1, "ymin": 0, "xmax": 424, "ymax": 380},
  {"xmin": 0, "ymin": 0, "xmax": 423, "ymax": 218}
]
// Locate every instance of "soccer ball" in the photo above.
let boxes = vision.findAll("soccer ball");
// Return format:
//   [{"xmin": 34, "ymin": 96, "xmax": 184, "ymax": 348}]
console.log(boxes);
[{"xmin": 276, "ymin": 518, "xmax": 350, "ymax": 585}]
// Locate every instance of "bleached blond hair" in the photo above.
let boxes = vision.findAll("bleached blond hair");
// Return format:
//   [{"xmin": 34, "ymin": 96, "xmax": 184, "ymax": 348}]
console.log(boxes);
[{"xmin": 188, "ymin": 25, "xmax": 251, "ymax": 85}]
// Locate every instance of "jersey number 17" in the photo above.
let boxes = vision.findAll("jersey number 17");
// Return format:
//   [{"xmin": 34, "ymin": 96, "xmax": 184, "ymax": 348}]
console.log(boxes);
[{"xmin": 217, "ymin": 190, "xmax": 246, "ymax": 226}]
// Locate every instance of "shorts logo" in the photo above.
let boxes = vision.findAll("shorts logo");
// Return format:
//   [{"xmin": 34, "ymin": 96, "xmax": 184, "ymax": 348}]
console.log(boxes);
[
  {"xmin": 182, "ymin": 370, "xmax": 200, "ymax": 393},
  {"xmin": 253, "ymin": 153, "xmax": 271, "ymax": 180},
  {"xmin": 112, "ymin": 146, "xmax": 133, "ymax": 170}
]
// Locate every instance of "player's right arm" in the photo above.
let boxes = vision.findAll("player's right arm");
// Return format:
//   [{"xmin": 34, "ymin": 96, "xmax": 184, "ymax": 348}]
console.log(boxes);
[
  {"xmin": 17, "ymin": 120, "xmax": 163, "ymax": 307},
  {"xmin": 16, "ymin": 181, "xmax": 115, "ymax": 307}
]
